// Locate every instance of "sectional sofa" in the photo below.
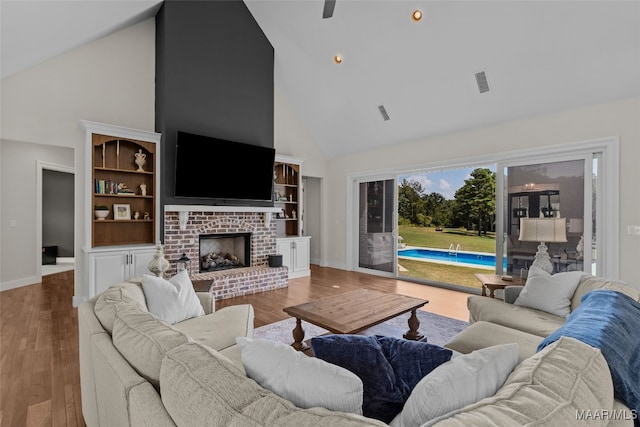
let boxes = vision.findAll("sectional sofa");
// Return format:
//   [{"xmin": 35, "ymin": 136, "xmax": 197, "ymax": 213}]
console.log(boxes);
[{"xmin": 78, "ymin": 272, "xmax": 639, "ymax": 426}]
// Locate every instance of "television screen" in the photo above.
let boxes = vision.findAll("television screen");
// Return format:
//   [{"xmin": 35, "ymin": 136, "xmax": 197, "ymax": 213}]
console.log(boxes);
[{"xmin": 174, "ymin": 131, "xmax": 275, "ymax": 203}]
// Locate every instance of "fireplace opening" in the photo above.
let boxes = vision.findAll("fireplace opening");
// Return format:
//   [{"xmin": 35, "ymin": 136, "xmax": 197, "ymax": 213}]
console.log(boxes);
[{"xmin": 199, "ymin": 233, "xmax": 251, "ymax": 272}]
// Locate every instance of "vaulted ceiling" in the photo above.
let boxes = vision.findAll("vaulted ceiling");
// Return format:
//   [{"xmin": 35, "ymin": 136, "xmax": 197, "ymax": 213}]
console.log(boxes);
[{"xmin": 2, "ymin": 1, "xmax": 639, "ymax": 159}]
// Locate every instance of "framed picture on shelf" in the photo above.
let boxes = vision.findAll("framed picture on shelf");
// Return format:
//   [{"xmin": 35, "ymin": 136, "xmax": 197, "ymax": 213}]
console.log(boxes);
[{"xmin": 113, "ymin": 204, "xmax": 131, "ymax": 220}]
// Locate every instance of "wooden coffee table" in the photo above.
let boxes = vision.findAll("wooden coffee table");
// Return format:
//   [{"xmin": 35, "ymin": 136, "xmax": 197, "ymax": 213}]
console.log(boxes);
[{"xmin": 282, "ymin": 289, "xmax": 428, "ymax": 351}]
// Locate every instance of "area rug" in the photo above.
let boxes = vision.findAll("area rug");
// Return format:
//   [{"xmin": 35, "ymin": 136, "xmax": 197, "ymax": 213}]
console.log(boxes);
[{"xmin": 254, "ymin": 311, "xmax": 469, "ymax": 348}]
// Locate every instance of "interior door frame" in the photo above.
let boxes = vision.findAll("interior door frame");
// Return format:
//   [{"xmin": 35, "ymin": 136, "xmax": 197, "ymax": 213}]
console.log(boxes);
[
  {"xmin": 347, "ymin": 172, "xmax": 398, "ymax": 277},
  {"xmin": 36, "ymin": 160, "xmax": 76, "ymax": 281}
]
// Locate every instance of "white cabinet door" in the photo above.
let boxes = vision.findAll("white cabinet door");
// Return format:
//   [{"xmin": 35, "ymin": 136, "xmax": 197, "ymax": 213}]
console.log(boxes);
[
  {"xmin": 276, "ymin": 240, "xmax": 293, "ymax": 273},
  {"xmin": 292, "ymin": 237, "xmax": 310, "ymax": 273},
  {"xmin": 87, "ymin": 246, "xmax": 157, "ymax": 297},
  {"xmin": 276, "ymin": 237, "xmax": 310, "ymax": 278},
  {"xmin": 130, "ymin": 249, "xmax": 156, "ymax": 278},
  {"xmin": 91, "ymin": 252, "xmax": 128, "ymax": 295}
]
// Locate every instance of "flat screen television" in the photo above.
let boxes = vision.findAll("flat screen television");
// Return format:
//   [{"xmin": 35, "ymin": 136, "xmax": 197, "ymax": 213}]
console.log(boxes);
[{"xmin": 174, "ymin": 131, "xmax": 275, "ymax": 204}]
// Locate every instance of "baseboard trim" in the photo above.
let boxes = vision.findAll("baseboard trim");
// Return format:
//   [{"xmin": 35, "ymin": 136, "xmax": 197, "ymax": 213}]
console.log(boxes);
[
  {"xmin": 325, "ymin": 260, "xmax": 347, "ymax": 271},
  {"xmin": 0, "ymin": 276, "xmax": 39, "ymax": 292}
]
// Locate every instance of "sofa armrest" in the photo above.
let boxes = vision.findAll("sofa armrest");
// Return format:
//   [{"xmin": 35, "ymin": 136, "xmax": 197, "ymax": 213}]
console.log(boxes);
[
  {"xmin": 504, "ymin": 285, "xmax": 525, "ymax": 304},
  {"xmin": 196, "ymin": 292, "xmax": 215, "ymax": 314}
]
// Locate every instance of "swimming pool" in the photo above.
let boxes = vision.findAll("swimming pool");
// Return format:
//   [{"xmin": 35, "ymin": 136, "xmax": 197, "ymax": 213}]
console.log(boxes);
[{"xmin": 398, "ymin": 247, "xmax": 505, "ymax": 269}]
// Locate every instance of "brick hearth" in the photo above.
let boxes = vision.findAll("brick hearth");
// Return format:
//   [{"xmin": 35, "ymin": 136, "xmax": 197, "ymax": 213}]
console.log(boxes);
[{"xmin": 163, "ymin": 210, "xmax": 287, "ymax": 299}]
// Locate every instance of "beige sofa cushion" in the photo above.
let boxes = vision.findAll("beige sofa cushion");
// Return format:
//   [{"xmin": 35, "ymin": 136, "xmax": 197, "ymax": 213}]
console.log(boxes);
[
  {"xmin": 467, "ymin": 295, "xmax": 565, "ymax": 337},
  {"xmin": 112, "ymin": 306, "xmax": 190, "ymax": 389},
  {"xmin": 160, "ymin": 342, "xmax": 387, "ymax": 427},
  {"xmin": 430, "ymin": 337, "xmax": 614, "ymax": 426},
  {"xmin": 571, "ymin": 276, "xmax": 640, "ymax": 311},
  {"xmin": 444, "ymin": 321, "xmax": 543, "ymax": 363},
  {"xmin": 171, "ymin": 304, "xmax": 254, "ymax": 352},
  {"xmin": 94, "ymin": 282, "xmax": 148, "ymax": 334}
]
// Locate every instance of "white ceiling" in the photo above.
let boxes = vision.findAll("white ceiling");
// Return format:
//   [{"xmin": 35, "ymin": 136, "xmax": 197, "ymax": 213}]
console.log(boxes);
[{"xmin": 2, "ymin": 1, "xmax": 639, "ymax": 159}]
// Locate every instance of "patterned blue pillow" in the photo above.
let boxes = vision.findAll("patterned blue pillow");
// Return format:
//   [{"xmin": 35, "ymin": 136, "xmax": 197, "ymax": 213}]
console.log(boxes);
[{"xmin": 311, "ymin": 335, "xmax": 452, "ymax": 423}]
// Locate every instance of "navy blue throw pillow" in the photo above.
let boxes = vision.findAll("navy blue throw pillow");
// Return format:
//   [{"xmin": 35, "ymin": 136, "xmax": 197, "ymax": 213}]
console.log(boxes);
[{"xmin": 311, "ymin": 334, "xmax": 452, "ymax": 423}]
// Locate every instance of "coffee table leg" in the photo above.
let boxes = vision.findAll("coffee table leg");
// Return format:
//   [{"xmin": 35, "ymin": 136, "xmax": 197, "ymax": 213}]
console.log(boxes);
[
  {"xmin": 403, "ymin": 309, "xmax": 425, "ymax": 341},
  {"xmin": 291, "ymin": 318, "xmax": 309, "ymax": 351}
]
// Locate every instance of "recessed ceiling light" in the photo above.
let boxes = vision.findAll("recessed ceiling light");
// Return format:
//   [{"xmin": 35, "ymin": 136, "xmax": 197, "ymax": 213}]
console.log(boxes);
[
  {"xmin": 412, "ymin": 10, "xmax": 423, "ymax": 21},
  {"xmin": 334, "ymin": 55, "xmax": 343, "ymax": 64}
]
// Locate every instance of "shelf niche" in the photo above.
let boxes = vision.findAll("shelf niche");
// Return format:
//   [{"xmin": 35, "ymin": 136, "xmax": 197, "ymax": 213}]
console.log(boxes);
[
  {"xmin": 273, "ymin": 157, "xmax": 302, "ymax": 237},
  {"xmin": 81, "ymin": 121, "xmax": 161, "ymax": 249}
]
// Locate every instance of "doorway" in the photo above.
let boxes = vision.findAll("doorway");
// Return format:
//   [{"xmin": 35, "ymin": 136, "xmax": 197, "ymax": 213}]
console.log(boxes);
[
  {"xmin": 302, "ymin": 176, "xmax": 322, "ymax": 266},
  {"xmin": 37, "ymin": 162, "xmax": 75, "ymax": 277}
]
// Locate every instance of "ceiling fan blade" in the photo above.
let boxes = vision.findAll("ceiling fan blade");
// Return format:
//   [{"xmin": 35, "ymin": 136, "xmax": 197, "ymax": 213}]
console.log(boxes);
[{"xmin": 322, "ymin": 0, "xmax": 336, "ymax": 19}]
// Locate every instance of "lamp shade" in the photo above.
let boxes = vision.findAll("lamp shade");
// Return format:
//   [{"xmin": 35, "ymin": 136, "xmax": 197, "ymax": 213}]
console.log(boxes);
[{"xmin": 519, "ymin": 218, "xmax": 567, "ymax": 243}]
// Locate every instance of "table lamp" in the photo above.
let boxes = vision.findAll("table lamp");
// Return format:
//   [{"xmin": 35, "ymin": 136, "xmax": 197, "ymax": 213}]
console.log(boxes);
[{"xmin": 518, "ymin": 218, "xmax": 567, "ymax": 274}]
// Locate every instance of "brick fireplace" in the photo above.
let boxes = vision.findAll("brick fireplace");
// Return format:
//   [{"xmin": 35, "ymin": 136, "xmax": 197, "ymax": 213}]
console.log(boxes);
[{"xmin": 163, "ymin": 208, "xmax": 288, "ymax": 300}]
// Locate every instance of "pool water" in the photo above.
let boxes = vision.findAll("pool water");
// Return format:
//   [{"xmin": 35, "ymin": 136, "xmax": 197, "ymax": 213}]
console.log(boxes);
[{"xmin": 398, "ymin": 248, "xmax": 506, "ymax": 269}]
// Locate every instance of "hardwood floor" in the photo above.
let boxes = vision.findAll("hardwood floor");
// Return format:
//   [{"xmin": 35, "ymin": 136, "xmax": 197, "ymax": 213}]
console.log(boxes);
[
  {"xmin": 0, "ymin": 270, "xmax": 84, "ymax": 427},
  {"xmin": 219, "ymin": 265, "xmax": 470, "ymax": 327},
  {"xmin": 0, "ymin": 265, "xmax": 470, "ymax": 426}
]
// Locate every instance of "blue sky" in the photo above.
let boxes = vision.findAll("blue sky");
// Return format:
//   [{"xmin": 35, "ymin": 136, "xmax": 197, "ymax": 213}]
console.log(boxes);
[{"xmin": 399, "ymin": 165, "xmax": 496, "ymax": 200}]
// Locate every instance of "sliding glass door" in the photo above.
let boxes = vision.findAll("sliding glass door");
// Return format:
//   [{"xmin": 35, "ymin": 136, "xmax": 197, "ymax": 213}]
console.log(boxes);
[
  {"xmin": 347, "ymin": 138, "xmax": 618, "ymax": 284},
  {"xmin": 356, "ymin": 178, "xmax": 397, "ymax": 275},
  {"xmin": 497, "ymin": 155, "xmax": 597, "ymax": 277}
]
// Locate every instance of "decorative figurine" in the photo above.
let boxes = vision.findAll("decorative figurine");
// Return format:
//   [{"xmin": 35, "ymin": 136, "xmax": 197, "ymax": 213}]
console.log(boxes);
[
  {"xmin": 135, "ymin": 149, "xmax": 146, "ymax": 172},
  {"xmin": 143, "ymin": 212, "xmax": 150, "ymax": 220},
  {"xmin": 147, "ymin": 244, "xmax": 169, "ymax": 278},
  {"xmin": 134, "ymin": 211, "xmax": 140, "ymax": 220},
  {"xmin": 576, "ymin": 235, "xmax": 585, "ymax": 260},
  {"xmin": 292, "ymin": 210, "xmax": 297, "ymax": 219},
  {"xmin": 140, "ymin": 183, "xmax": 147, "ymax": 196}
]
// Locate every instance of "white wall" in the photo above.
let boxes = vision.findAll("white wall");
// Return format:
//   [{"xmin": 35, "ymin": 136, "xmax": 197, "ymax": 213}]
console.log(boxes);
[
  {"xmin": 274, "ymin": 85, "xmax": 329, "ymax": 266},
  {"xmin": 0, "ymin": 19, "xmax": 156, "ymax": 299},
  {"xmin": 274, "ymin": 86, "xmax": 327, "ymax": 179},
  {"xmin": 325, "ymin": 97, "xmax": 640, "ymax": 284},
  {"xmin": 0, "ymin": 141, "xmax": 74, "ymax": 289}
]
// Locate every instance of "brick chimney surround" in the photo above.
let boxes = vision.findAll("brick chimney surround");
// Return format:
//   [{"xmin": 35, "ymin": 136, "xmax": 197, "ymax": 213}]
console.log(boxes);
[{"xmin": 163, "ymin": 206, "xmax": 288, "ymax": 300}]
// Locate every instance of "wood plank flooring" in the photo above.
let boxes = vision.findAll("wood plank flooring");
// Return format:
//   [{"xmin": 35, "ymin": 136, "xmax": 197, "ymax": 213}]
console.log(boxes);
[
  {"xmin": 0, "ymin": 270, "xmax": 84, "ymax": 427},
  {"xmin": 0, "ymin": 265, "xmax": 470, "ymax": 427},
  {"xmin": 218, "ymin": 265, "xmax": 470, "ymax": 327}
]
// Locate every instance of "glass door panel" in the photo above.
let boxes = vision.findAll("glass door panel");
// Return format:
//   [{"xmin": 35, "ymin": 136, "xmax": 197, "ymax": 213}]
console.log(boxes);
[
  {"xmin": 502, "ymin": 159, "xmax": 587, "ymax": 277},
  {"xmin": 358, "ymin": 179, "xmax": 396, "ymax": 274}
]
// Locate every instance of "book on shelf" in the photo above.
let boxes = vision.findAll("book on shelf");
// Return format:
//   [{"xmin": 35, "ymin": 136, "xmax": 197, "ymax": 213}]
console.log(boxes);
[{"xmin": 95, "ymin": 179, "xmax": 120, "ymax": 195}]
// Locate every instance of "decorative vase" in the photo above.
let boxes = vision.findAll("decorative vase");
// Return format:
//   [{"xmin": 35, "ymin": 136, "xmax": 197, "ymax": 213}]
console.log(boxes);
[
  {"xmin": 148, "ymin": 244, "xmax": 170, "ymax": 277},
  {"xmin": 135, "ymin": 149, "xmax": 146, "ymax": 172},
  {"xmin": 94, "ymin": 210, "xmax": 109, "ymax": 220}
]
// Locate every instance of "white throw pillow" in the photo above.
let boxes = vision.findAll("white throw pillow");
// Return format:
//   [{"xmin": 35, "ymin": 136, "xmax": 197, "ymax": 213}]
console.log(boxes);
[
  {"xmin": 236, "ymin": 337, "xmax": 364, "ymax": 415},
  {"xmin": 390, "ymin": 343, "xmax": 519, "ymax": 427},
  {"xmin": 514, "ymin": 267, "xmax": 583, "ymax": 317},
  {"xmin": 141, "ymin": 270, "xmax": 204, "ymax": 324}
]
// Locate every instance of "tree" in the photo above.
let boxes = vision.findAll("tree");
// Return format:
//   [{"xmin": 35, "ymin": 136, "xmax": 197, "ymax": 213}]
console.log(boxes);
[
  {"xmin": 453, "ymin": 168, "xmax": 496, "ymax": 235},
  {"xmin": 398, "ymin": 179, "xmax": 426, "ymax": 225},
  {"xmin": 423, "ymin": 192, "xmax": 451, "ymax": 228}
]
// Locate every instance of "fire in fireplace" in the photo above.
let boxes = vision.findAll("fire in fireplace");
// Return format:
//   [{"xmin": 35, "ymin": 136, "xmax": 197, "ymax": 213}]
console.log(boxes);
[{"xmin": 199, "ymin": 233, "xmax": 251, "ymax": 272}]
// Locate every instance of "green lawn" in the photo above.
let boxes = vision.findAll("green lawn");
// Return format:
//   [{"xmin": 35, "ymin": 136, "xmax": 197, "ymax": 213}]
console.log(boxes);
[
  {"xmin": 397, "ymin": 225, "xmax": 496, "ymax": 289},
  {"xmin": 398, "ymin": 259, "xmax": 485, "ymax": 289},
  {"xmin": 398, "ymin": 225, "xmax": 496, "ymax": 253}
]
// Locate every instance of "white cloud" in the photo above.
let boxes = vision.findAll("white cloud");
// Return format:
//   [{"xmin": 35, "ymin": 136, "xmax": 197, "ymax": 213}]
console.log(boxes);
[
  {"xmin": 439, "ymin": 179, "xmax": 451, "ymax": 191},
  {"xmin": 402, "ymin": 174, "xmax": 432, "ymax": 193}
]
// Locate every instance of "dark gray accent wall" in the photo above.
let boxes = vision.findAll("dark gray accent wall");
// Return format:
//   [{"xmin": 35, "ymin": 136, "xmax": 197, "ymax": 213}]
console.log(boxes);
[
  {"xmin": 43, "ymin": 169, "xmax": 74, "ymax": 257},
  {"xmin": 156, "ymin": 0, "xmax": 274, "ymax": 210}
]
